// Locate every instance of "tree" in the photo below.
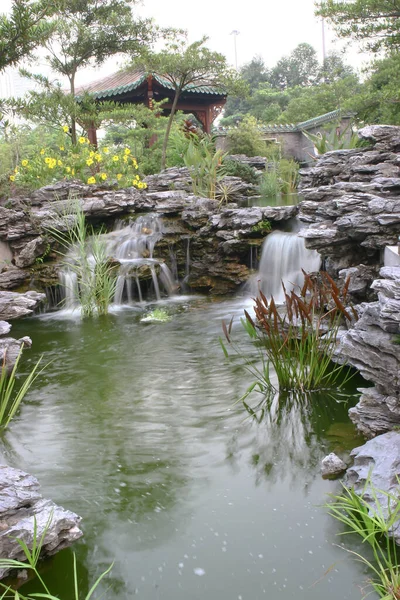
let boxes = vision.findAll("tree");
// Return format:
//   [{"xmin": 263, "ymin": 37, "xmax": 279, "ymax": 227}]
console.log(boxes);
[
  {"xmin": 319, "ymin": 51, "xmax": 355, "ymax": 83},
  {"xmin": 36, "ymin": 0, "xmax": 156, "ymax": 143},
  {"xmin": 316, "ymin": 0, "xmax": 400, "ymax": 53},
  {"xmin": 223, "ymin": 55, "xmax": 269, "ymax": 118},
  {"xmin": 140, "ymin": 36, "xmax": 246, "ymax": 170},
  {"xmin": 0, "ymin": 0, "xmax": 55, "ymax": 71},
  {"xmin": 270, "ymin": 43, "xmax": 320, "ymax": 89}
]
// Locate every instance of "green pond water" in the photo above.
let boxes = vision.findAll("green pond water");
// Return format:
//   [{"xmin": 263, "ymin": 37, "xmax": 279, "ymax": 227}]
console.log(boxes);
[{"xmin": 4, "ymin": 297, "xmax": 374, "ymax": 600}]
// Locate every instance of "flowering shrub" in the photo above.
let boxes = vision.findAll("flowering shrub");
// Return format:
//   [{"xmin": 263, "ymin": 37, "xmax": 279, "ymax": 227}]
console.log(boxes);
[{"xmin": 8, "ymin": 128, "xmax": 147, "ymax": 191}]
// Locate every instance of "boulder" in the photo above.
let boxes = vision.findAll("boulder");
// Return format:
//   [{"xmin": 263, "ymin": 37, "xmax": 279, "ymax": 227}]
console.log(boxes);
[
  {"xmin": 0, "ymin": 465, "xmax": 82, "ymax": 579},
  {"xmin": 321, "ymin": 453, "xmax": 347, "ymax": 478},
  {"xmin": 0, "ymin": 291, "xmax": 46, "ymax": 320}
]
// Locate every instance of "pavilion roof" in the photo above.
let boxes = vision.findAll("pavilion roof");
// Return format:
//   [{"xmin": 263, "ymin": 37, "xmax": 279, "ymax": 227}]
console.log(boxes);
[{"xmin": 75, "ymin": 69, "xmax": 225, "ymax": 100}]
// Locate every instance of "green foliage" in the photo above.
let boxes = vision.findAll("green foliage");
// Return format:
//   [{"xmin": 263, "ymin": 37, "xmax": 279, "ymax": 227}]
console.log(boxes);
[
  {"xmin": 221, "ymin": 272, "xmax": 357, "ymax": 396},
  {"xmin": 270, "ymin": 43, "xmax": 320, "ymax": 90},
  {"xmin": 141, "ymin": 308, "xmax": 172, "ymax": 322},
  {"xmin": 303, "ymin": 124, "xmax": 362, "ymax": 155},
  {"xmin": 48, "ymin": 201, "xmax": 117, "ymax": 318},
  {"xmin": 0, "ymin": 0, "xmax": 55, "ymax": 71},
  {"xmin": 221, "ymin": 159, "xmax": 260, "ymax": 185},
  {"xmin": 139, "ymin": 35, "xmax": 246, "ymax": 169},
  {"xmin": 0, "ymin": 516, "xmax": 113, "ymax": 599},
  {"xmin": 183, "ymin": 136, "xmax": 225, "ymax": 199},
  {"xmin": 0, "ymin": 347, "xmax": 43, "ymax": 430},
  {"xmin": 251, "ymin": 219, "xmax": 271, "ymax": 233},
  {"xmin": 326, "ymin": 476, "xmax": 400, "ymax": 598},
  {"xmin": 259, "ymin": 159, "xmax": 299, "ymax": 197},
  {"xmin": 6, "ymin": 127, "xmax": 147, "ymax": 193},
  {"xmin": 227, "ymin": 116, "xmax": 267, "ymax": 157},
  {"xmin": 316, "ymin": 0, "xmax": 400, "ymax": 53}
]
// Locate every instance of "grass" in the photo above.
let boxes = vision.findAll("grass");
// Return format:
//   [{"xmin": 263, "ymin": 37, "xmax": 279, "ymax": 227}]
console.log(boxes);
[
  {"xmin": 0, "ymin": 346, "xmax": 44, "ymax": 430},
  {"xmin": 47, "ymin": 198, "xmax": 117, "ymax": 317},
  {"xmin": 0, "ymin": 515, "xmax": 113, "ymax": 599},
  {"xmin": 326, "ymin": 476, "xmax": 400, "ymax": 599},
  {"xmin": 220, "ymin": 271, "xmax": 357, "ymax": 398}
]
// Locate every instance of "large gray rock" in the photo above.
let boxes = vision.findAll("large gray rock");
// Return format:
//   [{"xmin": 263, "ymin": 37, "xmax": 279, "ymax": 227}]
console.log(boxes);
[
  {"xmin": 0, "ymin": 465, "xmax": 82, "ymax": 578},
  {"xmin": 346, "ymin": 432, "xmax": 400, "ymax": 543},
  {"xmin": 0, "ymin": 291, "xmax": 46, "ymax": 320},
  {"xmin": 321, "ymin": 453, "xmax": 347, "ymax": 478},
  {"xmin": 14, "ymin": 236, "xmax": 48, "ymax": 268}
]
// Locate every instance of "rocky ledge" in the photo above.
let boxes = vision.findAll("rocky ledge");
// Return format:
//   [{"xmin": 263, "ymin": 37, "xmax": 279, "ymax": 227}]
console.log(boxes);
[
  {"xmin": 346, "ymin": 432, "xmax": 400, "ymax": 544},
  {"xmin": 298, "ymin": 125, "xmax": 400, "ymax": 294},
  {"xmin": 336, "ymin": 266, "xmax": 400, "ymax": 437},
  {"xmin": 0, "ymin": 465, "xmax": 82, "ymax": 578}
]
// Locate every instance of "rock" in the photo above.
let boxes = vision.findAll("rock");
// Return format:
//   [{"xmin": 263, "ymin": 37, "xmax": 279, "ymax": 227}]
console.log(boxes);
[
  {"xmin": 225, "ymin": 154, "xmax": 267, "ymax": 170},
  {"xmin": 0, "ymin": 267, "xmax": 29, "ymax": 290},
  {"xmin": 0, "ymin": 291, "xmax": 46, "ymax": 320},
  {"xmin": 0, "ymin": 335, "xmax": 32, "ymax": 372},
  {"xmin": 0, "ymin": 321, "xmax": 11, "ymax": 336},
  {"xmin": 346, "ymin": 431, "xmax": 400, "ymax": 543},
  {"xmin": 14, "ymin": 236, "xmax": 48, "ymax": 268},
  {"xmin": 321, "ymin": 453, "xmax": 347, "ymax": 478},
  {"xmin": 349, "ymin": 387, "xmax": 400, "ymax": 438},
  {"xmin": 0, "ymin": 465, "xmax": 82, "ymax": 578}
]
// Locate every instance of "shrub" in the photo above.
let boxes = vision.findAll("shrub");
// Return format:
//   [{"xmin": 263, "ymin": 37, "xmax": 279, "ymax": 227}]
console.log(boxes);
[
  {"xmin": 183, "ymin": 136, "xmax": 225, "ymax": 199},
  {"xmin": 7, "ymin": 126, "xmax": 148, "ymax": 192},
  {"xmin": 222, "ymin": 159, "xmax": 260, "ymax": 185},
  {"xmin": 226, "ymin": 116, "xmax": 267, "ymax": 157}
]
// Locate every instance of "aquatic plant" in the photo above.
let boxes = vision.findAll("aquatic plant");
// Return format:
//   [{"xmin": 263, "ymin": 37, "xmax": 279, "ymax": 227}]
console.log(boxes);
[
  {"xmin": 303, "ymin": 124, "xmax": 365, "ymax": 157},
  {"xmin": 251, "ymin": 219, "xmax": 271, "ymax": 234},
  {"xmin": 183, "ymin": 136, "xmax": 226, "ymax": 199},
  {"xmin": 326, "ymin": 477, "xmax": 400, "ymax": 599},
  {"xmin": 47, "ymin": 200, "xmax": 117, "ymax": 317},
  {"xmin": 258, "ymin": 159, "xmax": 299, "ymax": 198},
  {"xmin": 0, "ymin": 516, "xmax": 113, "ymax": 599},
  {"xmin": 258, "ymin": 167, "xmax": 280, "ymax": 197},
  {"xmin": 141, "ymin": 308, "xmax": 172, "ymax": 322},
  {"xmin": 220, "ymin": 271, "xmax": 357, "ymax": 396},
  {"xmin": 0, "ymin": 347, "xmax": 43, "ymax": 430},
  {"xmin": 221, "ymin": 159, "xmax": 260, "ymax": 185}
]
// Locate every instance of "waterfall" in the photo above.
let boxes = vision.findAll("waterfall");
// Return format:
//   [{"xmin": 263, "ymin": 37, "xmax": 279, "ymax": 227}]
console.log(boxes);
[
  {"xmin": 253, "ymin": 231, "xmax": 321, "ymax": 302},
  {"xmin": 58, "ymin": 214, "xmax": 177, "ymax": 310}
]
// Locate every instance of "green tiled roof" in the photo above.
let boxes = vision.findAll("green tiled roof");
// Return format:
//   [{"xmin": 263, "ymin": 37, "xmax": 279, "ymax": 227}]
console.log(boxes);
[{"xmin": 75, "ymin": 69, "xmax": 225, "ymax": 100}]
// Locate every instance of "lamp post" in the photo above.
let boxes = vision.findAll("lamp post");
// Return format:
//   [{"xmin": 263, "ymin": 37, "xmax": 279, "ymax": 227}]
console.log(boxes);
[{"xmin": 230, "ymin": 30, "xmax": 240, "ymax": 70}]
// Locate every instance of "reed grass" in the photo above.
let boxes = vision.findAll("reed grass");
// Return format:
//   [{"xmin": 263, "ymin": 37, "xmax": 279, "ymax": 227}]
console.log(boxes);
[
  {"xmin": 183, "ymin": 137, "xmax": 225, "ymax": 200},
  {"xmin": 326, "ymin": 477, "xmax": 400, "ymax": 599},
  {"xmin": 221, "ymin": 271, "xmax": 357, "ymax": 396},
  {"xmin": 0, "ymin": 515, "xmax": 113, "ymax": 599},
  {"xmin": 47, "ymin": 198, "xmax": 117, "ymax": 317},
  {"xmin": 0, "ymin": 347, "xmax": 43, "ymax": 430}
]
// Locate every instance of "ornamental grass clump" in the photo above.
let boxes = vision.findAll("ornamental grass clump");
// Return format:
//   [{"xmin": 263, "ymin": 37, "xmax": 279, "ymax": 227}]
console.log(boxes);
[
  {"xmin": 48, "ymin": 200, "xmax": 117, "ymax": 318},
  {"xmin": 183, "ymin": 136, "xmax": 226, "ymax": 200},
  {"xmin": 8, "ymin": 126, "xmax": 148, "ymax": 192},
  {"xmin": 326, "ymin": 477, "xmax": 400, "ymax": 599},
  {"xmin": 0, "ymin": 347, "xmax": 43, "ymax": 430},
  {"xmin": 221, "ymin": 271, "xmax": 358, "ymax": 396}
]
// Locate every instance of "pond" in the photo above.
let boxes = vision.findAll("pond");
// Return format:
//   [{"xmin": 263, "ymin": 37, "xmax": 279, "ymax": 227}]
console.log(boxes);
[{"xmin": 5, "ymin": 296, "xmax": 373, "ymax": 600}]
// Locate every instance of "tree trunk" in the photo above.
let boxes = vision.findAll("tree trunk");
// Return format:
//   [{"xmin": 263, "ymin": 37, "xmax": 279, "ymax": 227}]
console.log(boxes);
[
  {"xmin": 69, "ymin": 74, "xmax": 77, "ymax": 145},
  {"xmin": 161, "ymin": 87, "xmax": 181, "ymax": 171}
]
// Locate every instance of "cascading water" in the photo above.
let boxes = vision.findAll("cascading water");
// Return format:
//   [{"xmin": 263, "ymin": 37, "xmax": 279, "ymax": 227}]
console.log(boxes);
[
  {"xmin": 58, "ymin": 214, "xmax": 177, "ymax": 311},
  {"xmin": 253, "ymin": 231, "xmax": 321, "ymax": 302}
]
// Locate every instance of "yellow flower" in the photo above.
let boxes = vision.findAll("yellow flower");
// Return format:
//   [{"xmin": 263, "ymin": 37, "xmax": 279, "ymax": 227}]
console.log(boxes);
[
  {"xmin": 21, "ymin": 159, "xmax": 29, "ymax": 167},
  {"xmin": 9, "ymin": 175, "xmax": 15, "ymax": 182},
  {"xmin": 48, "ymin": 159, "xmax": 56, "ymax": 169},
  {"xmin": 78, "ymin": 136, "xmax": 86, "ymax": 144},
  {"xmin": 112, "ymin": 155, "xmax": 119, "ymax": 162},
  {"xmin": 123, "ymin": 155, "xmax": 128, "ymax": 163},
  {"xmin": 142, "ymin": 182, "xmax": 147, "ymax": 189},
  {"xmin": 59, "ymin": 146, "xmax": 65, "ymax": 151},
  {"xmin": 135, "ymin": 175, "xmax": 139, "ymax": 180},
  {"xmin": 87, "ymin": 176, "xmax": 96, "ymax": 184},
  {"xmin": 124, "ymin": 148, "xmax": 131, "ymax": 155},
  {"xmin": 62, "ymin": 125, "xmax": 69, "ymax": 133},
  {"xmin": 89, "ymin": 150, "xmax": 95, "ymax": 157},
  {"xmin": 116, "ymin": 173, "xmax": 122, "ymax": 180},
  {"xmin": 40, "ymin": 149, "xmax": 45, "ymax": 155},
  {"xmin": 44, "ymin": 157, "xmax": 51, "ymax": 164},
  {"xmin": 66, "ymin": 166, "xmax": 71, "ymax": 173},
  {"xmin": 102, "ymin": 147, "xmax": 109, "ymax": 154},
  {"xmin": 14, "ymin": 167, "xmax": 19, "ymax": 174},
  {"xmin": 94, "ymin": 153, "xmax": 102, "ymax": 162},
  {"xmin": 72, "ymin": 168, "xmax": 75, "ymax": 175},
  {"xmin": 57, "ymin": 160, "xmax": 63, "ymax": 166},
  {"xmin": 100, "ymin": 172, "xmax": 107, "ymax": 180},
  {"xmin": 86, "ymin": 158, "xmax": 94, "ymax": 166}
]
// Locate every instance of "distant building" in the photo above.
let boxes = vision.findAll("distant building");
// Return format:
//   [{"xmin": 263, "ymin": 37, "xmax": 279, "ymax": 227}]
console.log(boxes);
[{"xmin": 0, "ymin": 68, "xmax": 35, "ymax": 100}]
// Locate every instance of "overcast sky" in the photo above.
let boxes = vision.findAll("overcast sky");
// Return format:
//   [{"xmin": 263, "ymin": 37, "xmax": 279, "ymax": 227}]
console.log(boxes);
[{"xmin": 2, "ymin": 0, "xmax": 369, "ymax": 87}]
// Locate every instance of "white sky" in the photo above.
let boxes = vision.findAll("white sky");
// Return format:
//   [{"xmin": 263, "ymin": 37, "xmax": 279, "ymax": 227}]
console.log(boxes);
[{"xmin": 1, "ymin": 0, "xmax": 370, "ymax": 88}]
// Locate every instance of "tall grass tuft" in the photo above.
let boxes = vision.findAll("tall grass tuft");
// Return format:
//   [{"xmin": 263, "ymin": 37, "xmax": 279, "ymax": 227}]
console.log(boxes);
[
  {"xmin": 221, "ymin": 271, "xmax": 357, "ymax": 397},
  {"xmin": 326, "ymin": 477, "xmax": 400, "ymax": 599},
  {"xmin": 183, "ymin": 136, "xmax": 226, "ymax": 200},
  {"xmin": 0, "ymin": 347, "xmax": 43, "ymax": 430},
  {"xmin": 0, "ymin": 515, "xmax": 113, "ymax": 599},
  {"xmin": 48, "ymin": 198, "xmax": 117, "ymax": 317}
]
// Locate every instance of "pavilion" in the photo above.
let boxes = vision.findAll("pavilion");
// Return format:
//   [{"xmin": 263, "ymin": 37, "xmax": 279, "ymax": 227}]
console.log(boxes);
[{"xmin": 75, "ymin": 69, "xmax": 227, "ymax": 145}]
